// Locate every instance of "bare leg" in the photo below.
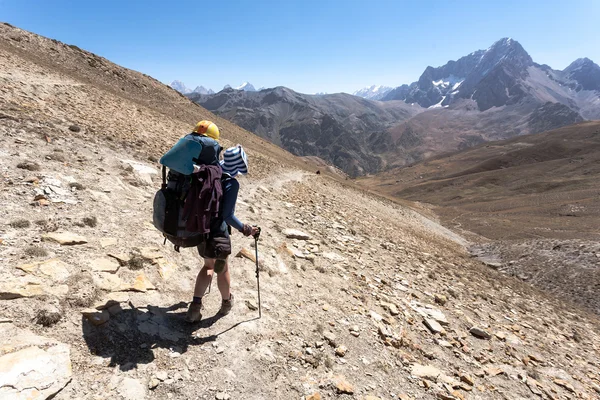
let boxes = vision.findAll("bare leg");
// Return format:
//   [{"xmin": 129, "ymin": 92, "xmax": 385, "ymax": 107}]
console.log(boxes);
[
  {"xmin": 216, "ymin": 258, "xmax": 231, "ymax": 300},
  {"xmin": 193, "ymin": 258, "xmax": 215, "ymax": 298}
]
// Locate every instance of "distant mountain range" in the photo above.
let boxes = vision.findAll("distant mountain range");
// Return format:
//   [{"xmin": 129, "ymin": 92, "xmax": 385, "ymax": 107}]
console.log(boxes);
[
  {"xmin": 188, "ymin": 38, "xmax": 600, "ymax": 176},
  {"xmin": 188, "ymin": 87, "xmax": 421, "ymax": 176},
  {"xmin": 169, "ymin": 81, "xmax": 257, "ymax": 94}
]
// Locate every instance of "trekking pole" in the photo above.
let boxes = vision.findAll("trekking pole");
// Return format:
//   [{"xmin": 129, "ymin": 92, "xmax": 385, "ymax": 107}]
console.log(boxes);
[{"xmin": 253, "ymin": 227, "xmax": 262, "ymax": 319}]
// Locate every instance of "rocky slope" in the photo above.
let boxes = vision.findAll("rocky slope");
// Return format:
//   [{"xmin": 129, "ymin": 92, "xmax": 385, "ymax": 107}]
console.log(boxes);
[
  {"xmin": 2, "ymin": 23, "xmax": 600, "ymax": 400},
  {"xmin": 360, "ymin": 121, "xmax": 600, "ymax": 315}
]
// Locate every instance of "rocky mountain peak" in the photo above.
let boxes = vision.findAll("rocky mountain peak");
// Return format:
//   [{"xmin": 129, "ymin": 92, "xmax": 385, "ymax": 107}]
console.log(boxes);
[
  {"xmin": 169, "ymin": 80, "xmax": 191, "ymax": 94},
  {"xmin": 481, "ymin": 37, "xmax": 533, "ymax": 70},
  {"xmin": 563, "ymin": 57, "xmax": 600, "ymax": 91}
]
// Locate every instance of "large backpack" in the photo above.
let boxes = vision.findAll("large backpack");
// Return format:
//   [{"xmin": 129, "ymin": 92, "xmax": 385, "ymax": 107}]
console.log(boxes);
[{"xmin": 152, "ymin": 134, "xmax": 222, "ymax": 251}]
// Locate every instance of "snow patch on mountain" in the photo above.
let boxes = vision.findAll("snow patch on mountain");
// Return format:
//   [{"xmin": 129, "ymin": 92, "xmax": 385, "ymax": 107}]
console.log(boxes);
[
  {"xmin": 235, "ymin": 82, "xmax": 256, "ymax": 91},
  {"xmin": 170, "ymin": 80, "xmax": 191, "ymax": 94},
  {"xmin": 353, "ymin": 85, "xmax": 393, "ymax": 100}
]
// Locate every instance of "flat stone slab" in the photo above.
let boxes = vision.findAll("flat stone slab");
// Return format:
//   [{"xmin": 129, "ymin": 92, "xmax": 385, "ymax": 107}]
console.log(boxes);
[
  {"xmin": 411, "ymin": 363, "xmax": 441, "ymax": 380},
  {"xmin": 90, "ymin": 257, "xmax": 120, "ymax": 273},
  {"xmin": 17, "ymin": 258, "xmax": 71, "ymax": 282},
  {"xmin": 120, "ymin": 273, "xmax": 156, "ymax": 292},
  {"xmin": 42, "ymin": 232, "xmax": 88, "ymax": 245},
  {"xmin": 0, "ymin": 324, "xmax": 72, "ymax": 400},
  {"xmin": 0, "ymin": 276, "xmax": 68, "ymax": 300}
]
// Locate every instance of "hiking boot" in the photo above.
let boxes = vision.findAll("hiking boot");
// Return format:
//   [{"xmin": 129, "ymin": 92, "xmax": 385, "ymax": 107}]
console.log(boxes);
[
  {"xmin": 218, "ymin": 293, "xmax": 234, "ymax": 316},
  {"xmin": 186, "ymin": 300, "xmax": 203, "ymax": 323}
]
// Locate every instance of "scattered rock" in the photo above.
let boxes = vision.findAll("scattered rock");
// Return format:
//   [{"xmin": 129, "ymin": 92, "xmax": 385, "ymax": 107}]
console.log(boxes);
[
  {"xmin": 17, "ymin": 258, "xmax": 71, "ymax": 282},
  {"xmin": 157, "ymin": 258, "xmax": 177, "ymax": 280},
  {"xmin": 323, "ymin": 331, "xmax": 337, "ymax": 346},
  {"xmin": 434, "ymin": 294, "xmax": 447, "ymax": 306},
  {"xmin": 108, "ymin": 252, "xmax": 131, "ymax": 264},
  {"xmin": 305, "ymin": 393, "xmax": 321, "ymax": 400},
  {"xmin": 148, "ymin": 377, "xmax": 160, "ymax": 390},
  {"xmin": 118, "ymin": 377, "xmax": 147, "ymax": 400},
  {"xmin": 121, "ymin": 273, "xmax": 156, "ymax": 292},
  {"xmin": 156, "ymin": 371, "xmax": 168, "ymax": 381},
  {"xmin": 42, "ymin": 232, "xmax": 88, "ymax": 245},
  {"xmin": 459, "ymin": 373, "xmax": 474, "ymax": 386},
  {"xmin": 246, "ymin": 299, "xmax": 258, "ymax": 310},
  {"xmin": 424, "ymin": 318, "xmax": 444, "ymax": 334},
  {"xmin": 92, "ymin": 272, "xmax": 122, "ymax": 291},
  {"xmin": 282, "ymin": 228, "xmax": 311, "ymax": 240},
  {"xmin": 322, "ymin": 251, "xmax": 345, "ymax": 262},
  {"xmin": 99, "ymin": 237, "xmax": 118, "ymax": 248},
  {"xmin": 469, "ymin": 327, "xmax": 492, "ymax": 340},
  {"xmin": 485, "ymin": 367, "xmax": 505, "ymax": 377},
  {"xmin": 411, "ymin": 364, "xmax": 441, "ymax": 380},
  {"xmin": 335, "ymin": 345, "xmax": 348, "ymax": 357},
  {"xmin": 334, "ymin": 376, "xmax": 354, "ymax": 394},
  {"xmin": 0, "ymin": 326, "xmax": 72, "ymax": 400},
  {"xmin": 90, "ymin": 257, "xmax": 120, "ymax": 273},
  {"xmin": 138, "ymin": 247, "xmax": 163, "ymax": 262},
  {"xmin": 215, "ymin": 392, "xmax": 230, "ymax": 400},
  {"xmin": 553, "ymin": 378, "xmax": 575, "ymax": 393},
  {"xmin": 236, "ymin": 248, "xmax": 256, "ymax": 263},
  {"xmin": 0, "ymin": 276, "xmax": 68, "ymax": 299}
]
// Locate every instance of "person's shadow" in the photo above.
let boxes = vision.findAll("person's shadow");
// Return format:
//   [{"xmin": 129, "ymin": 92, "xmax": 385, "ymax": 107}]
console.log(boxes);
[{"xmin": 82, "ymin": 300, "xmax": 258, "ymax": 370}]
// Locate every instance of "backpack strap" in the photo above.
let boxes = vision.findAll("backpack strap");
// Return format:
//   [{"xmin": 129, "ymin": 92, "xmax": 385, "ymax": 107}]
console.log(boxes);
[{"xmin": 161, "ymin": 165, "xmax": 167, "ymax": 189}]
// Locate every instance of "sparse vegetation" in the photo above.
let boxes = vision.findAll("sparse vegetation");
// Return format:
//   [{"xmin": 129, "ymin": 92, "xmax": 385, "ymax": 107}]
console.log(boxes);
[
  {"xmin": 46, "ymin": 152, "xmax": 66, "ymax": 162},
  {"xmin": 69, "ymin": 182, "xmax": 85, "ymax": 190},
  {"xmin": 10, "ymin": 219, "xmax": 30, "ymax": 228},
  {"xmin": 128, "ymin": 255, "xmax": 145, "ymax": 270},
  {"xmin": 82, "ymin": 216, "xmax": 98, "ymax": 227},
  {"xmin": 17, "ymin": 161, "xmax": 41, "ymax": 171},
  {"xmin": 25, "ymin": 246, "xmax": 48, "ymax": 257},
  {"xmin": 35, "ymin": 307, "xmax": 62, "ymax": 327},
  {"xmin": 35, "ymin": 219, "xmax": 59, "ymax": 232}
]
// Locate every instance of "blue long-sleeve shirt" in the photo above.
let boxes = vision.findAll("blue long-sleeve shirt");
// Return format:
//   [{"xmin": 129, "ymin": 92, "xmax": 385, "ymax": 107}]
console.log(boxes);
[{"xmin": 220, "ymin": 177, "xmax": 244, "ymax": 232}]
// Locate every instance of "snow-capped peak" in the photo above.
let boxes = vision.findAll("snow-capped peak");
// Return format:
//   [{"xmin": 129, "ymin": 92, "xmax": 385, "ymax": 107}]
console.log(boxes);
[
  {"xmin": 353, "ymin": 85, "xmax": 393, "ymax": 100},
  {"xmin": 235, "ymin": 82, "xmax": 256, "ymax": 91},
  {"xmin": 169, "ymin": 80, "xmax": 191, "ymax": 94},
  {"xmin": 192, "ymin": 86, "xmax": 214, "ymax": 95}
]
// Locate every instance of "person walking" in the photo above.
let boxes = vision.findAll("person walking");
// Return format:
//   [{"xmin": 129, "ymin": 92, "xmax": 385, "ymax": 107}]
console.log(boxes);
[{"xmin": 186, "ymin": 145, "xmax": 259, "ymax": 323}]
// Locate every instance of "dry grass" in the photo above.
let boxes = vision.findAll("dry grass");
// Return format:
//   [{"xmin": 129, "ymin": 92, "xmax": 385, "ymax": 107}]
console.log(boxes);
[
  {"xmin": 82, "ymin": 216, "xmax": 98, "ymax": 227},
  {"xmin": 10, "ymin": 219, "xmax": 30, "ymax": 228},
  {"xmin": 128, "ymin": 255, "xmax": 145, "ymax": 270},
  {"xmin": 46, "ymin": 152, "xmax": 66, "ymax": 162},
  {"xmin": 17, "ymin": 161, "xmax": 41, "ymax": 171},
  {"xmin": 69, "ymin": 182, "xmax": 85, "ymax": 190},
  {"xmin": 35, "ymin": 307, "xmax": 62, "ymax": 327},
  {"xmin": 25, "ymin": 246, "xmax": 48, "ymax": 257}
]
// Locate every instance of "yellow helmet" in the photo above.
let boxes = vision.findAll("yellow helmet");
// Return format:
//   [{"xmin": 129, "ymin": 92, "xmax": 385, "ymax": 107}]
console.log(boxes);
[{"xmin": 193, "ymin": 120, "xmax": 220, "ymax": 141}]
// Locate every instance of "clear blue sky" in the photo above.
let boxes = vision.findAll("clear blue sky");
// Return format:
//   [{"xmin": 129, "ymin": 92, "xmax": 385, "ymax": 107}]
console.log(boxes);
[{"xmin": 2, "ymin": 0, "xmax": 599, "ymax": 94}]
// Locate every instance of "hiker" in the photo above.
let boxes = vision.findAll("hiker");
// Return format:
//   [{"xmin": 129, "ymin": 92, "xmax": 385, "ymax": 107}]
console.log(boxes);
[
  {"xmin": 155, "ymin": 120, "xmax": 223, "ymax": 251},
  {"xmin": 186, "ymin": 145, "xmax": 259, "ymax": 323}
]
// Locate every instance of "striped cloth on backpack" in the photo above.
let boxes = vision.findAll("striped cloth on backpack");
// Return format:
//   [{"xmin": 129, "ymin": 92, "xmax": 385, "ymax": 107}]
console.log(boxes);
[{"xmin": 220, "ymin": 145, "xmax": 248, "ymax": 177}]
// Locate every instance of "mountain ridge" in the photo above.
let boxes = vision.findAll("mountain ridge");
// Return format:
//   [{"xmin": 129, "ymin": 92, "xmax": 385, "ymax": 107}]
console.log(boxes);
[{"xmin": 191, "ymin": 37, "xmax": 599, "ymax": 176}]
